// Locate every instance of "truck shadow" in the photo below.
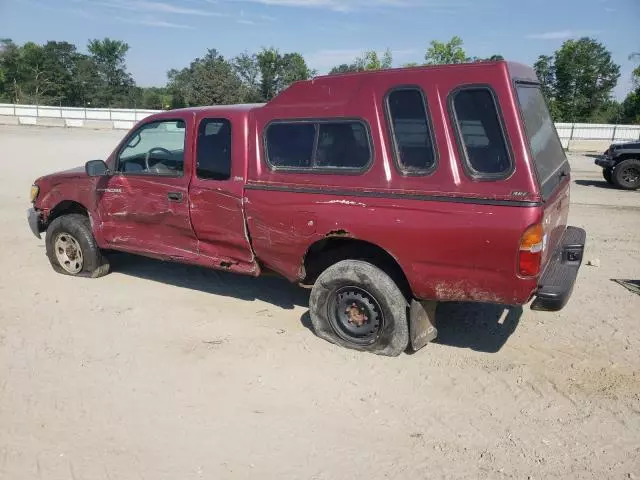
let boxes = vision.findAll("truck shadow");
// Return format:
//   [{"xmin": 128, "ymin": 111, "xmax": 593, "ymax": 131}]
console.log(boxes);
[
  {"xmin": 300, "ymin": 302, "xmax": 522, "ymax": 354},
  {"xmin": 574, "ymin": 179, "xmax": 615, "ymax": 189},
  {"xmin": 433, "ymin": 303, "xmax": 522, "ymax": 353},
  {"xmin": 109, "ymin": 254, "xmax": 521, "ymax": 353},
  {"xmin": 108, "ymin": 253, "xmax": 309, "ymax": 310}
]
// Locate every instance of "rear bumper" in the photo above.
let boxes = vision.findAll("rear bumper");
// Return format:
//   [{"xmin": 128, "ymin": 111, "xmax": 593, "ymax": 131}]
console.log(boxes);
[
  {"xmin": 27, "ymin": 207, "xmax": 42, "ymax": 239},
  {"xmin": 531, "ymin": 226, "xmax": 586, "ymax": 312}
]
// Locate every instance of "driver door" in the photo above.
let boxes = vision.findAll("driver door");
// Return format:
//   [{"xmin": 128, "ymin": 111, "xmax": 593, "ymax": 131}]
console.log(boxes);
[{"xmin": 96, "ymin": 116, "xmax": 198, "ymax": 261}]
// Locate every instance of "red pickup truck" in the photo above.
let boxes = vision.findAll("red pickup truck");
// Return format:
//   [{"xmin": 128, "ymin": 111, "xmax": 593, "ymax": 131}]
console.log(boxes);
[{"xmin": 28, "ymin": 61, "xmax": 586, "ymax": 356}]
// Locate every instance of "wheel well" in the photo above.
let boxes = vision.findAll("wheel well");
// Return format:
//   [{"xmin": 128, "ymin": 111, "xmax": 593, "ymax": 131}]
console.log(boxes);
[
  {"xmin": 46, "ymin": 201, "xmax": 89, "ymax": 226},
  {"xmin": 615, "ymin": 154, "xmax": 640, "ymax": 164},
  {"xmin": 302, "ymin": 238, "xmax": 412, "ymax": 298}
]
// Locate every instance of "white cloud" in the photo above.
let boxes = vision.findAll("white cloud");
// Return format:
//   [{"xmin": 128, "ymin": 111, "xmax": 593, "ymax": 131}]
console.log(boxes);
[
  {"xmin": 97, "ymin": 0, "xmax": 225, "ymax": 16},
  {"xmin": 116, "ymin": 16, "xmax": 196, "ymax": 28},
  {"xmin": 68, "ymin": 8, "xmax": 94, "ymax": 18},
  {"xmin": 526, "ymin": 30, "xmax": 600, "ymax": 40},
  {"xmin": 221, "ymin": 0, "xmax": 468, "ymax": 12}
]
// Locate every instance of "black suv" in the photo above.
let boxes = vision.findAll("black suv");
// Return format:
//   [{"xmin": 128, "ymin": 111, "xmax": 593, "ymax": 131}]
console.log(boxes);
[{"xmin": 595, "ymin": 141, "xmax": 640, "ymax": 190}]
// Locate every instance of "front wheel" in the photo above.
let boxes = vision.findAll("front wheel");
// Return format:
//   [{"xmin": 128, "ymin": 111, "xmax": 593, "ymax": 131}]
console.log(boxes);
[
  {"xmin": 45, "ymin": 214, "xmax": 110, "ymax": 278},
  {"xmin": 603, "ymin": 168, "xmax": 613, "ymax": 185},
  {"xmin": 612, "ymin": 159, "xmax": 640, "ymax": 190},
  {"xmin": 309, "ymin": 260, "xmax": 409, "ymax": 357}
]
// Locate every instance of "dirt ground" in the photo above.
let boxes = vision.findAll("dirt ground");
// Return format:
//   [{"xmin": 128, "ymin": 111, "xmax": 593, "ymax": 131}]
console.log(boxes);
[{"xmin": 1, "ymin": 125, "xmax": 639, "ymax": 480}]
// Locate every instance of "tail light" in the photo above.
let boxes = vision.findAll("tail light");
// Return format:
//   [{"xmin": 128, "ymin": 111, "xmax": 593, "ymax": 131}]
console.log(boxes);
[{"xmin": 519, "ymin": 223, "xmax": 544, "ymax": 277}]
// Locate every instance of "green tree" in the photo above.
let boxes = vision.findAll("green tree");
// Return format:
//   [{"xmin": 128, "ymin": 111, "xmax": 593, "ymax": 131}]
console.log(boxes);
[
  {"xmin": 233, "ymin": 52, "xmax": 262, "ymax": 102},
  {"xmin": 588, "ymin": 100, "xmax": 622, "ymax": 123},
  {"xmin": 620, "ymin": 53, "xmax": 640, "ymax": 123},
  {"xmin": 39, "ymin": 41, "xmax": 80, "ymax": 105},
  {"xmin": 424, "ymin": 36, "xmax": 470, "ymax": 65},
  {"xmin": 0, "ymin": 39, "xmax": 24, "ymax": 103},
  {"xmin": 281, "ymin": 52, "xmax": 315, "ymax": 87},
  {"xmin": 354, "ymin": 49, "xmax": 393, "ymax": 70},
  {"xmin": 138, "ymin": 86, "xmax": 170, "ymax": 110},
  {"xmin": 620, "ymin": 90, "xmax": 640, "ymax": 123},
  {"xmin": 19, "ymin": 42, "xmax": 55, "ymax": 104},
  {"xmin": 329, "ymin": 49, "xmax": 393, "ymax": 74},
  {"xmin": 167, "ymin": 49, "xmax": 245, "ymax": 107},
  {"xmin": 70, "ymin": 54, "xmax": 101, "ymax": 107},
  {"xmin": 533, "ymin": 55, "xmax": 561, "ymax": 119},
  {"xmin": 256, "ymin": 48, "xmax": 280, "ymax": 100},
  {"xmin": 329, "ymin": 63, "xmax": 363, "ymax": 75},
  {"xmin": 630, "ymin": 53, "xmax": 640, "ymax": 88},
  {"xmin": 469, "ymin": 54, "xmax": 504, "ymax": 63},
  {"xmin": 87, "ymin": 38, "xmax": 135, "ymax": 107},
  {"xmin": 534, "ymin": 55, "xmax": 555, "ymax": 99},
  {"xmin": 256, "ymin": 47, "xmax": 314, "ymax": 101},
  {"xmin": 538, "ymin": 37, "xmax": 621, "ymax": 122}
]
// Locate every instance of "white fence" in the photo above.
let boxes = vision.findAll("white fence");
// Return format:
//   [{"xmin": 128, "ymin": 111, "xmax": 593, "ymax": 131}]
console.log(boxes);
[
  {"xmin": 0, "ymin": 103, "xmax": 160, "ymax": 130},
  {"xmin": 1, "ymin": 103, "xmax": 639, "ymax": 145},
  {"xmin": 555, "ymin": 122, "xmax": 640, "ymax": 147}
]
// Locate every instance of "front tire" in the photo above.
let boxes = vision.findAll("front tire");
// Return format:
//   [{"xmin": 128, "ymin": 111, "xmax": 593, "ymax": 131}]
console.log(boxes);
[
  {"xmin": 309, "ymin": 260, "xmax": 409, "ymax": 357},
  {"xmin": 612, "ymin": 159, "xmax": 640, "ymax": 190},
  {"xmin": 603, "ymin": 168, "xmax": 613, "ymax": 185},
  {"xmin": 45, "ymin": 214, "xmax": 110, "ymax": 278}
]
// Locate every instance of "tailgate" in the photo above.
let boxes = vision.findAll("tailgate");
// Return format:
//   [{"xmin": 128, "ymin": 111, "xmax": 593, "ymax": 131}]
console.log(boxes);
[{"xmin": 540, "ymin": 178, "xmax": 570, "ymax": 270}]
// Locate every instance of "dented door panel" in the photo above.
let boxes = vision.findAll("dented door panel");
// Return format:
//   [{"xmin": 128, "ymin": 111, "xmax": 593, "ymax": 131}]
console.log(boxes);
[
  {"xmin": 187, "ymin": 113, "xmax": 259, "ymax": 276},
  {"xmin": 98, "ymin": 175, "xmax": 198, "ymax": 260},
  {"xmin": 189, "ymin": 186, "xmax": 258, "ymax": 275},
  {"xmin": 96, "ymin": 112, "xmax": 198, "ymax": 260}
]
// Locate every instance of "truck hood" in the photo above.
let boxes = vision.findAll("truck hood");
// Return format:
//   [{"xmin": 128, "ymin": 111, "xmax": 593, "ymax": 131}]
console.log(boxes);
[
  {"xmin": 612, "ymin": 141, "xmax": 640, "ymax": 150},
  {"xmin": 35, "ymin": 165, "xmax": 87, "ymax": 185}
]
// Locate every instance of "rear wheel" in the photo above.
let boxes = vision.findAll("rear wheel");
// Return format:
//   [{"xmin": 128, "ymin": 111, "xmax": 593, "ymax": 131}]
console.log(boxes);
[
  {"xmin": 612, "ymin": 159, "xmax": 640, "ymax": 190},
  {"xmin": 603, "ymin": 168, "xmax": 613, "ymax": 185},
  {"xmin": 45, "ymin": 214, "xmax": 110, "ymax": 278},
  {"xmin": 309, "ymin": 260, "xmax": 409, "ymax": 357}
]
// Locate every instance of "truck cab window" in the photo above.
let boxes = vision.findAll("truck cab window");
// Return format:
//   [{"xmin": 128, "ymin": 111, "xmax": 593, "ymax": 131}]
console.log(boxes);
[
  {"xmin": 266, "ymin": 123, "xmax": 316, "ymax": 169},
  {"xmin": 387, "ymin": 88, "xmax": 436, "ymax": 174},
  {"xmin": 197, "ymin": 119, "xmax": 232, "ymax": 181},
  {"xmin": 117, "ymin": 120, "xmax": 186, "ymax": 176},
  {"xmin": 452, "ymin": 88, "xmax": 511, "ymax": 177},
  {"xmin": 265, "ymin": 120, "xmax": 371, "ymax": 171},
  {"xmin": 315, "ymin": 122, "xmax": 370, "ymax": 169}
]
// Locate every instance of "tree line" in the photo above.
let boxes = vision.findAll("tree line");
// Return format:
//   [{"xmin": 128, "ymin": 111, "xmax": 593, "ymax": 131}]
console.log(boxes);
[{"xmin": 1, "ymin": 35, "xmax": 638, "ymax": 123}]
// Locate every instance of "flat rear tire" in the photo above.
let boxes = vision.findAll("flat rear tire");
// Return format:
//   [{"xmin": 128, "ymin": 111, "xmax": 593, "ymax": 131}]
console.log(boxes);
[{"xmin": 309, "ymin": 260, "xmax": 409, "ymax": 357}]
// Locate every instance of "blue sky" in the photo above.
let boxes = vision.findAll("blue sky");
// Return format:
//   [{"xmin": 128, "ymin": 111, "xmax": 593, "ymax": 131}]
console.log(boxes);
[{"xmin": 1, "ymin": 0, "xmax": 638, "ymax": 98}]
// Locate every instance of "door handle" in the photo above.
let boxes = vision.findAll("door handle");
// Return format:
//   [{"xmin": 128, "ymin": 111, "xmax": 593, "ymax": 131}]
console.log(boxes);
[{"xmin": 167, "ymin": 192, "xmax": 183, "ymax": 201}]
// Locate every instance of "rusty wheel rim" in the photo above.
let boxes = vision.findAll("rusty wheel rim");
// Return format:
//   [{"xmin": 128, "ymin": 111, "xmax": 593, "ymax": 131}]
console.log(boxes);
[
  {"xmin": 54, "ymin": 232, "xmax": 84, "ymax": 274},
  {"xmin": 329, "ymin": 286, "xmax": 383, "ymax": 346}
]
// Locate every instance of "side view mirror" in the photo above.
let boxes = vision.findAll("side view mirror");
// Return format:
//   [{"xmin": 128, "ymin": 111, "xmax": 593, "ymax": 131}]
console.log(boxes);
[{"xmin": 85, "ymin": 159, "xmax": 110, "ymax": 177}]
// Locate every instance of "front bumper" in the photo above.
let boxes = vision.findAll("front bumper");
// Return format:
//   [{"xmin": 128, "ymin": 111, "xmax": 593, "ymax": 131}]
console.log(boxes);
[
  {"xmin": 531, "ymin": 226, "xmax": 586, "ymax": 312},
  {"xmin": 595, "ymin": 156, "xmax": 615, "ymax": 169},
  {"xmin": 27, "ymin": 207, "xmax": 42, "ymax": 239}
]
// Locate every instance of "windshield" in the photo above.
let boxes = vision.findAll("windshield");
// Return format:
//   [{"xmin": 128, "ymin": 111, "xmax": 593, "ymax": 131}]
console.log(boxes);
[{"xmin": 515, "ymin": 84, "xmax": 568, "ymax": 191}]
